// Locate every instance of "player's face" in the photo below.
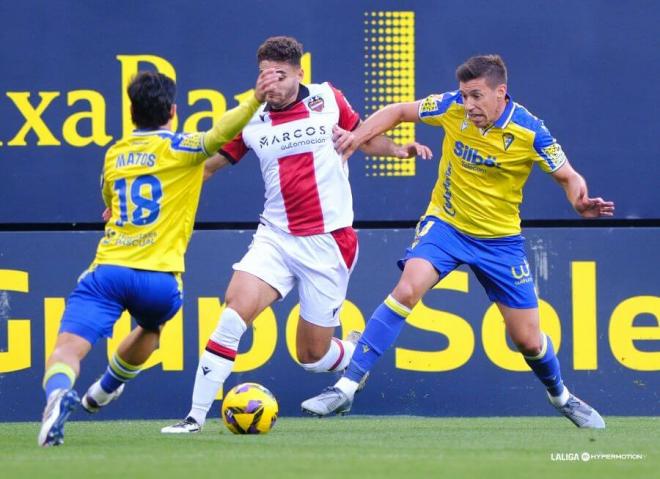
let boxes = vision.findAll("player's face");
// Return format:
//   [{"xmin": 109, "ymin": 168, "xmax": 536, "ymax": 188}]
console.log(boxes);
[
  {"xmin": 258, "ymin": 60, "xmax": 303, "ymax": 110},
  {"xmin": 459, "ymin": 77, "xmax": 507, "ymax": 128}
]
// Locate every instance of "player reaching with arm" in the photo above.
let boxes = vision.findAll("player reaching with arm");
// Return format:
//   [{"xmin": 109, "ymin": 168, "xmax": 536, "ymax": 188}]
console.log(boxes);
[
  {"xmin": 161, "ymin": 36, "xmax": 431, "ymax": 434},
  {"xmin": 301, "ymin": 54, "xmax": 614, "ymax": 429},
  {"xmin": 38, "ymin": 68, "xmax": 278, "ymax": 447}
]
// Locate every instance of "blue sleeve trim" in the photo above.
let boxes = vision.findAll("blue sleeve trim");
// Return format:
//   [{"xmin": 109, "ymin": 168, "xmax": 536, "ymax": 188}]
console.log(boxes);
[{"xmin": 169, "ymin": 133, "xmax": 204, "ymax": 153}]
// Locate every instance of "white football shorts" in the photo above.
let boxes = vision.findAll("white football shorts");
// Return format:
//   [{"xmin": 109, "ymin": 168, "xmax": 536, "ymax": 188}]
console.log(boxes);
[{"xmin": 233, "ymin": 221, "xmax": 358, "ymax": 327}]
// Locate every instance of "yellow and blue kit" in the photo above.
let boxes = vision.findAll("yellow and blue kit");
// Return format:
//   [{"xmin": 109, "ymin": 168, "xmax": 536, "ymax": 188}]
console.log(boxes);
[
  {"xmin": 401, "ymin": 91, "xmax": 568, "ymax": 308},
  {"xmin": 60, "ymin": 97, "xmax": 260, "ymax": 344},
  {"xmin": 418, "ymin": 90, "xmax": 567, "ymax": 238}
]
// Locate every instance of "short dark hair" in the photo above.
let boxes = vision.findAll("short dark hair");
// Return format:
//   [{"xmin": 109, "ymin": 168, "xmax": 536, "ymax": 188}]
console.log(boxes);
[
  {"xmin": 257, "ymin": 36, "xmax": 303, "ymax": 66},
  {"xmin": 456, "ymin": 55, "xmax": 508, "ymax": 87},
  {"xmin": 128, "ymin": 71, "xmax": 176, "ymax": 129}
]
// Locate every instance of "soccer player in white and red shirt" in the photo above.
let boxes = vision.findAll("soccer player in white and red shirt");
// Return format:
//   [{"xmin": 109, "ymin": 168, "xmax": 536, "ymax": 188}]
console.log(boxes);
[{"xmin": 162, "ymin": 36, "xmax": 432, "ymax": 433}]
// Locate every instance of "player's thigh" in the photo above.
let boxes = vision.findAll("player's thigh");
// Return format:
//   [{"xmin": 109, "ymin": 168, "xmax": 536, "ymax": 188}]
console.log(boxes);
[
  {"xmin": 395, "ymin": 217, "xmax": 466, "ymax": 306},
  {"xmin": 224, "ymin": 270, "xmax": 281, "ymax": 323},
  {"xmin": 230, "ymin": 224, "xmax": 295, "ymax": 322},
  {"xmin": 470, "ymin": 237, "xmax": 538, "ymax": 310},
  {"xmin": 126, "ymin": 270, "xmax": 183, "ymax": 332},
  {"xmin": 290, "ymin": 232, "xmax": 356, "ymax": 328},
  {"xmin": 59, "ymin": 265, "xmax": 127, "ymax": 346}
]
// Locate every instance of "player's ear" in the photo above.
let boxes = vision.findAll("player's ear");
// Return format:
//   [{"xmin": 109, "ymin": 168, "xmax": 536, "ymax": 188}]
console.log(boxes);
[
  {"xmin": 170, "ymin": 104, "xmax": 177, "ymax": 120},
  {"xmin": 497, "ymin": 83, "xmax": 507, "ymax": 99},
  {"xmin": 297, "ymin": 68, "xmax": 304, "ymax": 82}
]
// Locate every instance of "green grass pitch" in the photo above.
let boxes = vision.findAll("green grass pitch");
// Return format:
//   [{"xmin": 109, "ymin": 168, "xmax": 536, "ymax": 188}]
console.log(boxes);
[{"xmin": 1, "ymin": 417, "xmax": 656, "ymax": 479}]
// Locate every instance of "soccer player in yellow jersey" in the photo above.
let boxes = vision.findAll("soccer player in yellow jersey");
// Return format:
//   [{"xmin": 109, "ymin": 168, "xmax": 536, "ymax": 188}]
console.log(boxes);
[
  {"xmin": 302, "ymin": 55, "xmax": 614, "ymax": 428},
  {"xmin": 38, "ymin": 69, "xmax": 278, "ymax": 447}
]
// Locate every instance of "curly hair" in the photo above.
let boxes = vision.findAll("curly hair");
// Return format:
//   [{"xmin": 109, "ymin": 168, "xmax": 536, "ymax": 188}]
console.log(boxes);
[
  {"xmin": 456, "ymin": 55, "xmax": 507, "ymax": 87},
  {"xmin": 257, "ymin": 36, "xmax": 303, "ymax": 66},
  {"xmin": 128, "ymin": 71, "xmax": 176, "ymax": 129}
]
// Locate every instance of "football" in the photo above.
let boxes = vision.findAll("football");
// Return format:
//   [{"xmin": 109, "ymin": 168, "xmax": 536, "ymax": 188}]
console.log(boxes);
[{"xmin": 221, "ymin": 382, "xmax": 279, "ymax": 434}]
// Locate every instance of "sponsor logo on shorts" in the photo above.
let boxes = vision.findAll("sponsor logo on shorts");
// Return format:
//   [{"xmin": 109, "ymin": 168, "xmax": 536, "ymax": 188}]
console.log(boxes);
[{"xmin": 511, "ymin": 260, "xmax": 532, "ymax": 285}]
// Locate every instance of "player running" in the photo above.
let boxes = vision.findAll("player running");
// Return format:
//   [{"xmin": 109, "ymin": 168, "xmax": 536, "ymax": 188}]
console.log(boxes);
[
  {"xmin": 301, "ymin": 54, "xmax": 614, "ymax": 428},
  {"xmin": 162, "ymin": 36, "xmax": 431, "ymax": 433},
  {"xmin": 38, "ymin": 68, "xmax": 278, "ymax": 447}
]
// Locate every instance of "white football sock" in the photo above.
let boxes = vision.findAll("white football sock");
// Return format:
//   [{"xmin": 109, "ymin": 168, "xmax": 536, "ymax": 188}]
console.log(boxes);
[
  {"xmin": 548, "ymin": 386, "xmax": 570, "ymax": 407},
  {"xmin": 187, "ymin": 307, "xmax": 247, "ymax": 425},
  {"xmin": 335, "ymin": 376, "xmax": 359, "ymax": 399},
  {"xmin": 299, "ymin": 338, "xmax": 355, "ymax": 373}
]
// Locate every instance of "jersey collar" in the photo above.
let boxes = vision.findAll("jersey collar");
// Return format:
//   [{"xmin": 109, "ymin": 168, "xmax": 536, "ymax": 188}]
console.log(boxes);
[
  {"xmin": 132, "ymin": 128, "xmax": 172, "ymax": 136},
  {"xmin": 492, "ymin": 94, "xmax": 515, "ymax": 129},
  {"xmin": 264, "ymin": 84, "xmax": 310, "ymax": 112},
  {"xmin": 478, "ymin": 94, "xmax": 514, "ymax": 135}
]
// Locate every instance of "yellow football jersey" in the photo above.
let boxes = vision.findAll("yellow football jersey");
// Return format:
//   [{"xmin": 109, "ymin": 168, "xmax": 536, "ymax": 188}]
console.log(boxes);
[
  {"xmin": 93, "ymin": 96, "xmax": 261, "ymax": 272},
  {"xmin": 94, "ymin": 130, "xmax": 207, "ymax": 272},
  {"xmin": 418, "ymin": 91, "xmax": 567, "ymax": 237}
]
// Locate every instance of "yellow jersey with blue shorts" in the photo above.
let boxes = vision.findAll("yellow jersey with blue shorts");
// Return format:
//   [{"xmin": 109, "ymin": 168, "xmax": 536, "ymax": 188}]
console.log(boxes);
[
  {"xmin": 418, "ymin": 91, "xmax": 567, "ymax": 238},
  {"xmin": 399, "ymin": 91, "xmax": 568, "ymax": 308},
  {"xmin": 59, "ymin": 97, "xmax": 261, "ymax": 345}
]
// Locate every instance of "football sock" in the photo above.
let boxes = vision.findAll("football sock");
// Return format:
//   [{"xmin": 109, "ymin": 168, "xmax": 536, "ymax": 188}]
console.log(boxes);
[
  {"xmin": 188, "ymin": 307, "xmax": 246, "ymax": 426},
  {"xmin": 524, "ymin": 333, "xmax": 567, "ymax": 405},
  {"xmin": 339, "ymin": 295, "xmax": 411, "ymax": 396},
  {"xmin": 97, "ymin": 353, "xmax": 143, "ymax": 400},
  {"xmin": 300, "ymin": 337, "xmax": 355, "ymax": 373},
  {"xmin": 43, "ymin": 362, "xmax": 76, "ymax": 400}
]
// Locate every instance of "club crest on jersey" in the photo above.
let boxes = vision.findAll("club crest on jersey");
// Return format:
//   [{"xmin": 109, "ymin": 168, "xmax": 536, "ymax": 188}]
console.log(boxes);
[
  {"xmin": 502, "ymin": 132, "xmax": 514, "ymax": 151},
  {"xmin": 307, "ymin": 95, "xmax": 325, "ymax": 112},
  {"xmin": 461, "ymin": 118, "xmax": 469, "ymax": 131}
]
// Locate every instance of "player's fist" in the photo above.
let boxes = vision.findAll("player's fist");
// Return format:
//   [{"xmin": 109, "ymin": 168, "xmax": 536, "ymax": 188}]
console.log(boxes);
[{"xmin": 102, "ymin": 207, "xmax": 111, "ymax": 222}]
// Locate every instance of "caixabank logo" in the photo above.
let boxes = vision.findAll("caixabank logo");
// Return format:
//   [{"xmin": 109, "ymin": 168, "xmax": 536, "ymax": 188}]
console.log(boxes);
[{"xmin": 0, "ymin": 11, "xmax": 419, "ymax": 178}]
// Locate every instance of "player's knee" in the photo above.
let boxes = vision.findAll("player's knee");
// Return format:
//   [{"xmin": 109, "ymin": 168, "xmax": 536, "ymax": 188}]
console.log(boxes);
[
  {"xmin": 391, "ymin": 282, "xmax": 420, "ymax": 309},
  {"xmin": 513, "ymin": 335, "xmax": 543, "ymax": 356}
]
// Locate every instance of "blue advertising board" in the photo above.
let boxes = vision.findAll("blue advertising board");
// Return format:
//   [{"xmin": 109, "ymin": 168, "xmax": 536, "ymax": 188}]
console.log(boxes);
[
  {"xmin": 1, "ymin": 0, "xmax": 659, "ymax": 223},
  {"xmin": 0, "ymin": 227, "xmax": 658, "ymax": 421}
]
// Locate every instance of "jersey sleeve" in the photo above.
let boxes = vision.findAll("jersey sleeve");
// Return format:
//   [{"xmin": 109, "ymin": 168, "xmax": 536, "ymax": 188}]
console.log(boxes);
[
  {"xmin": 167, "ymin": 132, "xmax": 209, "ymax": 166},
  {"xmin": 219, "ymin": 132, "xmax": 249, "ymax": 164},
  {"xmin": 418, "ymin": 91, "xmax": 461, "ymax": 127},
  {"xmin": 531, "ymin": 121, "xmax": 568, "ymax": 173},
  {"xmin": 329, "ymin": 83, "xmax": 361, "ymax": 131}
]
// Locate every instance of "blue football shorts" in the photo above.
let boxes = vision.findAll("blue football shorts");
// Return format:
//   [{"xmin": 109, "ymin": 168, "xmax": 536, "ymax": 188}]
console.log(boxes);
[
  {"xmin": 59, "ymin": 264, "xmax": 183, "ymax": 345},
  {"xmin": 398, "ymin": 216, "xmax": 538, "ymax": 309}
]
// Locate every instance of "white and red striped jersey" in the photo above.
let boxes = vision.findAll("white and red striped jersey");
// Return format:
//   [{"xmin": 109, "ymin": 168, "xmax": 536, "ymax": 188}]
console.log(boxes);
[{"xmin": 220, "ymin": 83, "xmax": 360, "ymax": 236}]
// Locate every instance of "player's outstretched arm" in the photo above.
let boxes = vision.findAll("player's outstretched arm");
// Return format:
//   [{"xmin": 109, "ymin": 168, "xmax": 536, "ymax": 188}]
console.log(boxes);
[
  {"xmin": 332, "ymin": 125, "xmax": 432, "ymax": 161},
  {"xmin": 334, "ymin": 101, "xmax": 422, "ymax": 160},
  {"xmin": 551, "ymin": 161, "xmax": 615, "ymax": 218},
  {"xmin": 203, "ymin": 153, "xmax": 232, "ymax": 182},
  {"xmin": 202, "ymin": 68, "xmax": 278, "ymax": 155}
]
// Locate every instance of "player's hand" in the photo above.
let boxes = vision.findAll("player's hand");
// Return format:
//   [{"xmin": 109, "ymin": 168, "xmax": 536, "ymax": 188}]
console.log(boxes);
[
  {"xmin": 394, "ymin": 142, "xmax": 433, "ymax": 160},
  {"xmin": 332, "ymin": 125, "xmax": 360, "ymax": 161},
  {"xmin": 254, "ymin": 68, "xmax": 279, "ymax": 103},
  {"xmin": 574, "ymin": 190, "xmax": 615, "ymax": 218},
  {"xmin": 102, "ymin": 207, "xmax": 111, "ymax": 222}
]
